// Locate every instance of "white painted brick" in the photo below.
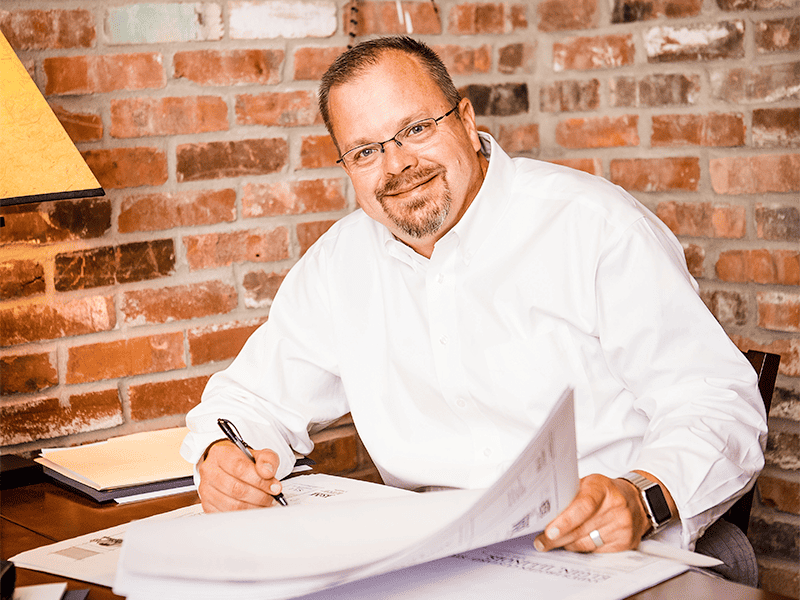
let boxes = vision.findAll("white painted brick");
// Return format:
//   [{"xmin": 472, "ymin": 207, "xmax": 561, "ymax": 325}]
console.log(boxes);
[
  {"xmin": 229, "ymin": 0, "xmax": 337, "ymax": 39},
  {"xmin": 106, "ymin": 3, "xmax": 223, "ymax": 44}
]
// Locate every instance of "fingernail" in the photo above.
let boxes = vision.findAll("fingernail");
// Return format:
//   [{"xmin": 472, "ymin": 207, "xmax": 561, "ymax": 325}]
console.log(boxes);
[
  {"xmin": 270, "ymin": 483, "xmax": 281, "ymax": 494},
  {"xmin": 546, "ymin": 527, "xmax": 560, "ymax": 540},
  {"xmin": 533, "ymin": 539, "xmax": 545, "ymax": 552}
]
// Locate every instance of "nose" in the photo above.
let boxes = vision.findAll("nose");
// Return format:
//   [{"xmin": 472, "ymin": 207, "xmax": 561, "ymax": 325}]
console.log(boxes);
[{"xmin": 381, "ymin": 138, "xmax": 417, "ymax": 176}]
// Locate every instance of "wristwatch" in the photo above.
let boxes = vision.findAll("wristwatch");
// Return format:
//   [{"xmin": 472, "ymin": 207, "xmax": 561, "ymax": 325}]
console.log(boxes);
[{"xmin": 619, "ymin": 471, "xmax": 672, "ymax": 536}]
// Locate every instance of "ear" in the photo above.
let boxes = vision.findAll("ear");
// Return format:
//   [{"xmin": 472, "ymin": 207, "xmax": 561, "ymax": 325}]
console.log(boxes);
[{"xmin": 456, "ymin": 97, "xmax": 482, "ymax": 153}]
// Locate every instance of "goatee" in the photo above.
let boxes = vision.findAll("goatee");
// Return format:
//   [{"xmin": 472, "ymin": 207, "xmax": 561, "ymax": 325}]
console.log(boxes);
[{"xmin": 376, "ymin": 165, "xmax": 451, "ymax": 239}]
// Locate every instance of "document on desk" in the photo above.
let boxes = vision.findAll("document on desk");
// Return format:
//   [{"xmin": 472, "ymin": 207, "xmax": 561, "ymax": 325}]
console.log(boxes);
[
  {"xmin": 9, "ymin": 473, "xmax": 415, "ymax": 588},
  {"xmin": 114, "ymin": 387, "xmax": 581, "ymax": 600}
]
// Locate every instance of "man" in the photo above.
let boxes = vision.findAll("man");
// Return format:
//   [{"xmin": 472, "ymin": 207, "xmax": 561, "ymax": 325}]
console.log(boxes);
[{"xmin": 181, "ymin": 36, "xmax": 766, "ymax": 567}]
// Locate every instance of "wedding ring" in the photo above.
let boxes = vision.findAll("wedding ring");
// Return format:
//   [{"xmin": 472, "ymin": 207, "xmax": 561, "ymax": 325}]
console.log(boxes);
[{"xmin": 589, "ymin": 529, "xmax": 604, "ymax": 548}]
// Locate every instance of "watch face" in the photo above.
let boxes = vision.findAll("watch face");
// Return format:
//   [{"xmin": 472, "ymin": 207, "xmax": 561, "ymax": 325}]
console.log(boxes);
[{"xmin": 644, "ymin": 485, "xmax": 671, "ymax": 525}]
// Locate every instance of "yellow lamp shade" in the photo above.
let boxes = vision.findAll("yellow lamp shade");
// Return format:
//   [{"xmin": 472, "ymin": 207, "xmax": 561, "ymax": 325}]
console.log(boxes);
[{"xmin": 0, "ymin": 30, "xmax": 104, "ymax": 207}]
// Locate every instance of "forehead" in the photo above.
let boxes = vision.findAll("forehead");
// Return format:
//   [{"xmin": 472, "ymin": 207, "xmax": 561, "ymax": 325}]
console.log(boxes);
[{"xmin": 328, "ymin": 52, "xmax": 449, "ymax": 147}]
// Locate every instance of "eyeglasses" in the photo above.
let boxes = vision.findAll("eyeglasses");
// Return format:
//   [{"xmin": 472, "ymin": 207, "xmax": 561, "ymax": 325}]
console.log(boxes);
[{"xmin": 337, "ymin": 105, "xmax": 459, "ymax": 172}]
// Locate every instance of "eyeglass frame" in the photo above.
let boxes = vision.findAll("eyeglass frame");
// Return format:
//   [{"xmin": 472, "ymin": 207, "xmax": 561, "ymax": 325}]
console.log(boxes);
[{"xmin": 336, "ymin": 104, "xmax": 460, "ymax": 170}]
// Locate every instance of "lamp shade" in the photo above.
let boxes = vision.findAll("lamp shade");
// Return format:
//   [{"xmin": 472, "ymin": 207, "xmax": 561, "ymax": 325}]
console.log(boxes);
[{"xmin": 0, "ymin": 31, "xmax": 104, "ymax": 207}]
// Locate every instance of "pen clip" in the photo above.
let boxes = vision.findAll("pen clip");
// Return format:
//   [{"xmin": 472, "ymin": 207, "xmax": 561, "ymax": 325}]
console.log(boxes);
[{"xmin": 217, "ymin": 418, "xmax": 255, "ymax": 462}]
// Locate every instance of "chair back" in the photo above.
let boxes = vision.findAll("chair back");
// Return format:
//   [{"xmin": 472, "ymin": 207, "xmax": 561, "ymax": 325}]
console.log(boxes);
[{"xmin": 720, "ymin": 350, "xmax": 781, "ymax": 535}]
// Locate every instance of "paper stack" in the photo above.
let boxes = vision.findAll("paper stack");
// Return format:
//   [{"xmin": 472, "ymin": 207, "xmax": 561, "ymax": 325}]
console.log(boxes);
[
  {"xmin": 35, "ymin": 427, "xmax": 195, "ymax": 503},
  {"xmin": 114, "ymin": 389, "xmax": 582, "ymax": 600}
]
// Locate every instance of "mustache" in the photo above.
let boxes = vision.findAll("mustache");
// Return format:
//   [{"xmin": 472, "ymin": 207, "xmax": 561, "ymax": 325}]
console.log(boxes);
[{"xmin": 376, "ymin": 165, "xmax": 446, "ymax": 202}]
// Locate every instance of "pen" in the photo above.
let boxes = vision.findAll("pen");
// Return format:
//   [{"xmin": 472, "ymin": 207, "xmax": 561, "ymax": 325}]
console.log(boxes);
[{"xmin": 217, "ymin": 418, "xmax": 288, "ymax": 507}]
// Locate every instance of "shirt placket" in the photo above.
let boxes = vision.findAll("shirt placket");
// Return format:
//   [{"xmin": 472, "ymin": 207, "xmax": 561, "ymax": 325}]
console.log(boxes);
[{"xmin": 427, "ymin": 237, "xmax": 501, "ymax": 483}]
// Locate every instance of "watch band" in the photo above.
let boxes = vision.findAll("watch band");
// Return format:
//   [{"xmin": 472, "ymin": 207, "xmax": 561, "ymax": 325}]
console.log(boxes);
[{"xmin": 619, "ymin": 471, "xmax": 672, "ymax": 536}]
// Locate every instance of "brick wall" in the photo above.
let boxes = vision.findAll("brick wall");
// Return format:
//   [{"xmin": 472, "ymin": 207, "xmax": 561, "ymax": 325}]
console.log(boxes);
[{"xmin": 0, "ymin": 0, "xmax": 797, "ymax": 593}]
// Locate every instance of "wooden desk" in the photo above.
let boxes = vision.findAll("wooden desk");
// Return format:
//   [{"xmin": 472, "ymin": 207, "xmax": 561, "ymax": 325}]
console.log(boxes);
[{"xmin": 0, "ymin": 481, "xmax": 790, "ymax": 600}]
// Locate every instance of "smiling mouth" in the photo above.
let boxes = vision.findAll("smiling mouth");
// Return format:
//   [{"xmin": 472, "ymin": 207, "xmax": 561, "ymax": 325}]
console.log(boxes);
[{"xmin": 382, "ymin": 172, "xmax": 440, "ymax": 199}]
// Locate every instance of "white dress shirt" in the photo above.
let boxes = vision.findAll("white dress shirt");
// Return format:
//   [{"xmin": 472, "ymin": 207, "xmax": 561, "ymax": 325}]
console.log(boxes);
[{"xmin": 182, "ymin": 134, "xmax": 767, "ymax": 549}]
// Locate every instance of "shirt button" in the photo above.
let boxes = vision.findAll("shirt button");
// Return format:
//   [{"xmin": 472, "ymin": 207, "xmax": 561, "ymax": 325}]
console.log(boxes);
[
  {"xmin": 439, "ymin": 335, "xmax": 448, "ymax": 345},
  {"xmin": 436, "ymin": 273, "xmax": 444, "ymax": 284},
  {"xmin": 484, "ymin": 447, "xmax": 492, "ymax": 457},
  {"xmin": 456, "ymin": 398, "xmax": 466, "ymax": 408}
]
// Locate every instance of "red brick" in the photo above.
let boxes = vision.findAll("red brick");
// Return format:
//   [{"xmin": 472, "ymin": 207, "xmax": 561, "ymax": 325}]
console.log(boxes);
[
  {"xmin": 0, "ymin": 295, "xmax": 115, "ymax": 346},
  {"xmin": 350, "ymin": 1, "xmax": 442, "ymax": 35},
  {"xmin": 498, "ymin": 42, "xmax": 535, "ymax": 74},
  {"xmin": 730, "ymin": 335, "xmax": 800, "ymax": 378},
  {"xmin": 55, "ymin": 240, "xmax": 175, "ymax": 291},
  {"xmin": 307, "ymin": 427, "xmax": 359, "ymax": 473},
  {"xmin": 710, "ymin": 62, "xmax": 800, "ymax": 104},
  {"xmin": 184, "ymin": 227, "xmax": 290, "ymax": 270},
  {"xmin": 553, "ymin": 34, "xmax": 634, "ymax": 71},
  {"xmin": 0, "ymin": 9, "xmax": 95, "ymax": 49},
  {"xmin": 753, "ymin": 108, "xmax": 800, "ymax": 148},
  {"xmin": 0, "ymin": 351, "xmax": 57, "ymax": 396},
  {"xmin": 174, "ymin": 49, "xmax": 284, "ymax": 86},
  {"xmin": 243, "ymin": 178, "xmax": 346, "ymax": 218},
  {"xmin": 701, "ymin": 288, "xmax": 749, "ymax": 326},
  {"xmin": 176, "ymin": 138, "xmax": 288, "ymax": 182},
  {"xmin": 610, "ymin": 74, "xmax": 700, "ymax": 107},
  {"xmin": 683, "ymin": 243, "xmax": 705, "ymax": 278},
  {"xmin": 433, "ymin": 44, "xmax": 492, "ymax": 75},
  {"xmin": 758, "ymin": 475, "xmax": 800, "ymax": 516},
  {"xmin": 540, "ymin": 79, "xmax": 600, "ymax": 112},
  {"xmin": 128, "ymin": 376, "xmax": 209, "ymax": 421},
  {"xmin": 710, "ymin": 154, "xmax": 800, "ymax": 195},
  {"xmin": 67, "ymin": 332, "xmax": 185, "ymax": 384},
  {"xmin": 758, "ymin": 561, "xmax": 800, "ymax": 600},
  {"xmin": 119, "ymin": 189, "xmax": 236, "ymax": 233},
  {"xmin": 448, "ymin": 3, "xmax": 526, "ymax": 34},
  {"xmin": 0, "ymin": 198, "xmax": 111, "ymax": 245},
  {"xmin": 611, "ymin": 0, "xmax": 702, "ymax": 23},
  {"xmin": 756, "ymin": 204, "xmax": 800, "ymax": 242},
  {"xmin": 556, "ymin": 115, "xmax": 638, "ymax": 148},
  {"xmin": 189, "ymin": 318, "xmax": 266, "ymax": 365},
  {"xmin": 294, "ymin": 46, "xmax": 346, "ymax": 81},
  {"xmin": 610, "ymin": 157, "xmax": 700, "ymax": 191},
  {"xmin": 82, "ymin": 147, "xmax": 167, "ymax": 189},
  {"xmin": 757, "ymin": 291, "xmax": 800, "ymax": 333},
  {"xmin": 496, "ymin": 124, "xmax": 540, "ymax": 153},
  {"xmin": 300, "ymin": 135, "xmax": 340, "ymax": 169},
  {"xmin": 0, "ymin": 259, "xmax": 45, "ymax": 300},
  {"xmin": 460, "ymin": 83, "xmax": 529, "ymax": 116},
  {"xmin": 242, "ymin": 270, "xmax": 288, "ymax": 309},
  {"xmin": 645, "ymin": 21, "xmax": 744, "ymax": 63},
  {"xmin": 51, "ymin": 104, "xmax": 103, "ymax": 142},
  {"xmin": 110, "ymin": 96, "xmax": 228, "ymax": 138},
  {"xmin": 298, "ymin": 220, "xmax": 336, "ymax": 255},
  {"xmin": 537, "ymin": 0, "xmax": 596, "ymax": 31},
  {"xmin": 717, "ymin": 250, "xmax": 800, "ymax": 285},
  {"xmin": 0, "ymin": 390, "xmax": 122, "ymax": 446},
  {"xmin": 43, "ymin": 53, "xmax": 165, "ymax": 95},
  {"xmin": 651, "ymin": 113, "xmax": 744, "ymax": 147},
  {"xmin": 656, "ymin": 201, "xmax": 746, "ymax": 238},
  {"xmin": 547, "ymin": 158, "xmax": 602, "ymax": 176},
  {"xmin": 235, "ymin": 91, "xmax": 321, "ymax": 127},
  {"xmin": 122, "ymin": 281, "xmax": 238, "ymax": 326},
  {"xmin": 756, "ymin": 17, "xmax": 800, "ymax": 54}
]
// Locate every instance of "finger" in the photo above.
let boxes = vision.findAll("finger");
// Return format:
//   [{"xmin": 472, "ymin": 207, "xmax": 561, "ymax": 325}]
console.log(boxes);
[
  {"xmin": 536, "ymin": 475, "xmax": 607, "ymax": 550},
  {"xmin": 199, "ymin": 478, "xmax": 277, "ymax": 512}
]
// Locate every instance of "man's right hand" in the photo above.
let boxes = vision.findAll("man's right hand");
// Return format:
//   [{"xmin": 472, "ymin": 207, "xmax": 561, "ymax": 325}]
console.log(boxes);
[{"xmin": 197, "ymin": 440, "xmax": 284, "ymax": 512}]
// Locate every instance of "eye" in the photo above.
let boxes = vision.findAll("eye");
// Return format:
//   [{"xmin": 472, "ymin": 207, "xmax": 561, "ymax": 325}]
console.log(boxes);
[
  {"xmin": 406, "ymin": 121, "xmax": 433, "ymax": 137},
  {"xmin": 352, "ymin": 145, "xmax": 379, "ymax": 163}
]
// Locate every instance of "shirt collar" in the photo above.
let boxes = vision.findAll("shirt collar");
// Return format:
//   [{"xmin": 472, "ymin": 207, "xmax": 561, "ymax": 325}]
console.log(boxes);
[{"xmin": 443, "ymin": 132, "xmax": 515, "ymax": 266}]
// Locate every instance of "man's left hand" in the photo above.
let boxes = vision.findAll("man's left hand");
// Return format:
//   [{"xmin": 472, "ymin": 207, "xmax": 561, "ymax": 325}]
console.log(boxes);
[{"xmin": 533, "ymin": 474, "xmax": 652, "ymax": 553}]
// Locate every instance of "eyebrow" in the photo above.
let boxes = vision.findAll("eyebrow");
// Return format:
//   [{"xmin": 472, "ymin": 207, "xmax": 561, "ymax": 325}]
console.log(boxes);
[{"xmin": 343, "ymin": 111, "xmax": 436, "ymax": 151}]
